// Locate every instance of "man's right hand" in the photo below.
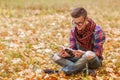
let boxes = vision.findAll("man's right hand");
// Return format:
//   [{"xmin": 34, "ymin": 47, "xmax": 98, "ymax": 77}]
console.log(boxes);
[{"xmin": 59, "ymin": 46, "xmax": 70, "ymax": 58}]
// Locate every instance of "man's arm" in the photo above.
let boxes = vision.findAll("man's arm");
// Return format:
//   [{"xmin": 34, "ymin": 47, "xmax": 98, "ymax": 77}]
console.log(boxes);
[
  {"xmin": 93, "ymin": 26, "xmax": 106, "ymax": 59},
  {"xmin": 69, "ymin": 28, "xmax": 77, "ymax": 50}
]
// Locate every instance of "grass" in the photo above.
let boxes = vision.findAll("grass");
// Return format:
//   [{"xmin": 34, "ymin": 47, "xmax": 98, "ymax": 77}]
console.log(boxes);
[{"xmin": 0, "ymin": 0, "xmax": 120, "ymax": 79}]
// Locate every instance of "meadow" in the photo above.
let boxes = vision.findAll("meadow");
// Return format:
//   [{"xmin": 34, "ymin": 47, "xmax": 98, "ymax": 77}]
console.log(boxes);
[{"xmin": 0, "ymin": 0, "xmax": 120, "ymax": 80}]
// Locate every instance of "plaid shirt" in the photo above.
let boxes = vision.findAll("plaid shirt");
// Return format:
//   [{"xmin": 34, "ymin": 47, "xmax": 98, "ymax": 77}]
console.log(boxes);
[{"xmin": 70, "ymin": 25, "xmax": 106, "ymax": 59}]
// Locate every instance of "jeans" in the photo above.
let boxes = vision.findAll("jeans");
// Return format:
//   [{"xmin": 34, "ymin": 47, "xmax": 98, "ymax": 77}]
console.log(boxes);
[{"xmin": 54, "ymin": 54, "xmax": 102, "ymax": 75}]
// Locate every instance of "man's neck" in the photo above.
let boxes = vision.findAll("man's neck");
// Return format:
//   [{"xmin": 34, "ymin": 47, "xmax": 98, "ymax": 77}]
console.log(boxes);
[{"xmin": 82, "ymin": 21, "xmax": 89, "ymax": 30}]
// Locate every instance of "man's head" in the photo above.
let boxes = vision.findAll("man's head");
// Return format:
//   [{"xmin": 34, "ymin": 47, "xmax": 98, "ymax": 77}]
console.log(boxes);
[{"xmin": 71, "ymin": 7, "xmax": 88, "ymax": 30}]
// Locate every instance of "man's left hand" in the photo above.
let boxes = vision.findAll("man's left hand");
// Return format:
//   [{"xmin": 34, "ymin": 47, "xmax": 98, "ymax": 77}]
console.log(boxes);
[{"xmin": 73, "ymin": 50, "xmax": 85, "ymax": 58}]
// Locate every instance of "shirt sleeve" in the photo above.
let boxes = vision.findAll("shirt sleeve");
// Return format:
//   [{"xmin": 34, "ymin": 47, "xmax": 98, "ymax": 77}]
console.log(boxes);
[
  {"xmin": 69, "ymin": 28, "xmax": 77, "ymax": 50},
  {"xmin": 93, "ymin": 26, "xmax": 106, "ymax": 59}
]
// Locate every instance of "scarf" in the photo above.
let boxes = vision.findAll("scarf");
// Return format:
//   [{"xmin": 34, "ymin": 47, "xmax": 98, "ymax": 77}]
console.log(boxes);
[{"xmin": 74, "ymin": 18, "xmax": 96, "ymax": 51}]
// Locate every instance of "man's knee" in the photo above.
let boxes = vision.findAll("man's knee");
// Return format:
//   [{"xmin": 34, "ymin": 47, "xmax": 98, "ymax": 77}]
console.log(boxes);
[
  {"xmin": 52, "ymin": 53, "xmax": 61, "ymax": 61},
  {"xmin": 84, "ymin": 51, "xmax": 96, "ymax": 60}
]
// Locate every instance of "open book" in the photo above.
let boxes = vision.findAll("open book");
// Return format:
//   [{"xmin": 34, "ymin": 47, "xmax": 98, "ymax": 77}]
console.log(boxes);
[
  {"xmin": 59, "ymin": 46, "xmax": 74, "ymax": 57},
  {"xmin": 64, "ymin": 48, "xmax": 75, "ymax": 57}
]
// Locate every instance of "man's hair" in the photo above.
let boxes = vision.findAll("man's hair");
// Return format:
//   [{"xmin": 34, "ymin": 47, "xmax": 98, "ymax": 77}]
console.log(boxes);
[{"xmin": 71, "ymin": 7, "xmax": 87, "ymax": 18}]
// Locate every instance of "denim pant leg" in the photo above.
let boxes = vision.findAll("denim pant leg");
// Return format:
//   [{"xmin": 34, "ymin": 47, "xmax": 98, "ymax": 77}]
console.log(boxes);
[
  {"xmin": 54, "ymin": 57, "xmax": 75, "ymax": 67},
  {"xmin": 62, "ymin": 56, "xmax": 102, "ymax": 75},
  {"xmin": 62, "ymin": 55, "xmax": 88, "ymax": 74},
  {"xmin": 88, "ymin": 57, "xmax": 102, "ymax": 69},
  {"xmin": 65, "ymin": 57, "xmax": 79, "ymax": 63}
]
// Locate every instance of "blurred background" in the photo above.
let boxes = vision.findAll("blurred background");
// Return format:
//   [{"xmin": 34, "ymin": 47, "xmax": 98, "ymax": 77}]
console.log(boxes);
[{"xmin": 0, "ymin": 0, "xmax": 120, "ymax": 80}]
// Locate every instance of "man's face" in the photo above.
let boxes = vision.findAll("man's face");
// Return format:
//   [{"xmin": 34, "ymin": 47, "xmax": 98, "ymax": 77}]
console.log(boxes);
[{"xmin": 72, "ymin": 16, "xmax": 87, "ymax": 30}]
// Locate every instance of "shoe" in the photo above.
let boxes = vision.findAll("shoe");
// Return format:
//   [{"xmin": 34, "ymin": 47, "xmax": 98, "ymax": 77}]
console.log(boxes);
[
  {"xmin": 82, "ymin": 68, "xmax": 96, "ymax": 77},
  {"xmin": 44, "ymin": 69, "xmax": 59, "ymax": 74}
]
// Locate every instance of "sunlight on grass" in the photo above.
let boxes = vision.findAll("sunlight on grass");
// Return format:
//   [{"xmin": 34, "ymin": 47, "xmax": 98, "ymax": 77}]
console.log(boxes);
[{"xmin": 0, "ymin": 0, "xmax": 120, "ymax": 79}]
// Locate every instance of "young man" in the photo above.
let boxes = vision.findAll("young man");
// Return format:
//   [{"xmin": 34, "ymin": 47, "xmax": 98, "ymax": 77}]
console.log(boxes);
[{"xmin": 45, "ymin": 7, "xmax": 106, "ymax": 75}]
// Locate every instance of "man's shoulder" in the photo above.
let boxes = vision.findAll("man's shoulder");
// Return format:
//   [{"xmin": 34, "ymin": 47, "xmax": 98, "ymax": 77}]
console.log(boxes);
[
  {"xmin": 71, "ymin": 26, "xmax": 76, "ymax": 33},
  {"xmin": 71, "ymin": 26, "xmax": 75, "ymax": 30},
  {"xmin": 94, "ymin": 25, "xmax": 103, "ymax": 32},
  {"xmin": 93, "ymin": 25, "xmax": 105, "ymax": 39}
]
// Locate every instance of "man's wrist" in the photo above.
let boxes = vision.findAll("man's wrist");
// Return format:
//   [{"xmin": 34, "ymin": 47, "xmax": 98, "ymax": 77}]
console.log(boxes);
[{"xmin": 77, "ymin": 50, "xmax": 85, "ymax": 54}]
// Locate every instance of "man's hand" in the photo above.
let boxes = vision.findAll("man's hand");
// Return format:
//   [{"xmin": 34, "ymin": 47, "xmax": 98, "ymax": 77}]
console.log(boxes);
[
  {"xmin": 59, "ymin": 46, "xmax": 70, "ymax": 58},
  {"xmin": 73, "ymin": 50, "xmax": 85, "ymax": 58}
]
